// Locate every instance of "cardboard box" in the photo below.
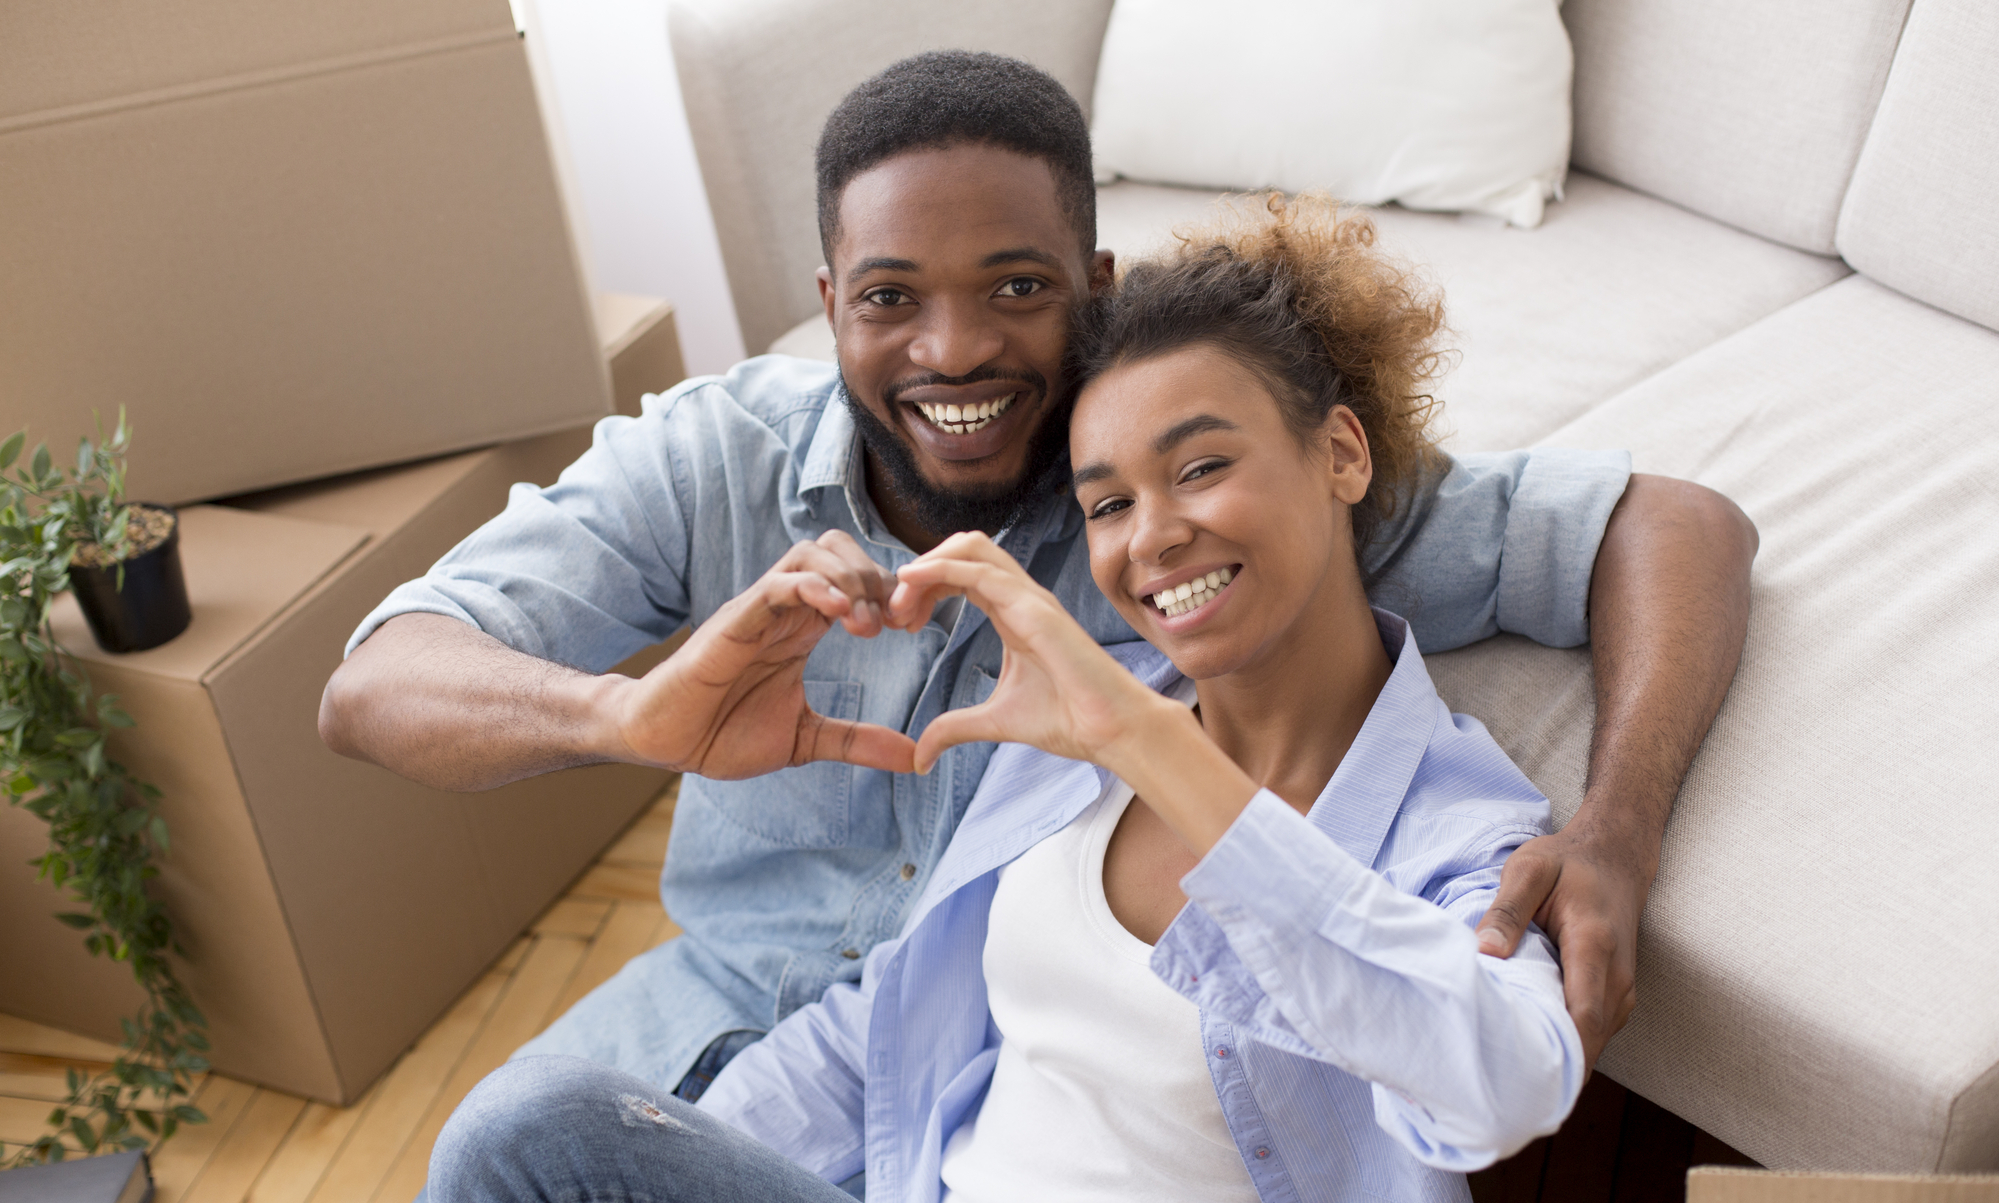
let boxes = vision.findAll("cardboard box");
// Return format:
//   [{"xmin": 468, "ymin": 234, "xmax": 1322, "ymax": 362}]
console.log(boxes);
[
  {"xmin": 596, "ymin": 294, "xmax": 689, "ymax": 418},
  {"xmin": 1689, "ymin": 1168, "xmax": 1999, "ymax": 1202},
  {"xmin": 0, "ymin": 0, "xmax": 611, "ymax": 504},
  {"xmin": 0, "ymin": 303, "xmax": 685, "ymax": 1104}
]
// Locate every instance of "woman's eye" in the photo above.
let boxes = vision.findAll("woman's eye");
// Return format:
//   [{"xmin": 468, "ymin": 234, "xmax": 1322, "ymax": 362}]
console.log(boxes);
[
  {"xmin": 998, "ymin": 278, "xmax": 1043, "ymax": 298},
  {"xmin": 866, "ymin": 288, "xmax": 907, "ymax": 306},
  {"xmin": 1086, "ymin": 497, "xmax": 1131, "ymax": 520},
  {"xmin": 1182, "ymin": 458, "xmax": 1230, "ymax": 482}
]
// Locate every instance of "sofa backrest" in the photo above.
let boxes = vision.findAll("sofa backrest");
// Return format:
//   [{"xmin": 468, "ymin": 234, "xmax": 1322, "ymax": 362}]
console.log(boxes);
[
  {"xmin": 669, "ymin": 0, "xmax": 1116, "ymax": 356},
  {"xmin": 1564, "ymin": 0, "xmax": 1910, "ymax": 256},
  {"xmin": 1836, "ymin": 0, "xmax": 1999, "ymax": 334}
]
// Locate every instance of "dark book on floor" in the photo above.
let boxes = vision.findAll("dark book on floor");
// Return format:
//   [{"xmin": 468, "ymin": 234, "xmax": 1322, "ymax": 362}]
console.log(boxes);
[{"xmin": 0, "ymin": 1150, "xmax": 152, "ymax": 1203}]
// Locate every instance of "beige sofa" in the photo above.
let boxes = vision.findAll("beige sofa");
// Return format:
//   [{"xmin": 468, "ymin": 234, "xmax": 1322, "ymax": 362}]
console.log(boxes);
[{"xmin": 665, "ymin": 0, "xmax": 1999, "ymax": 1174}]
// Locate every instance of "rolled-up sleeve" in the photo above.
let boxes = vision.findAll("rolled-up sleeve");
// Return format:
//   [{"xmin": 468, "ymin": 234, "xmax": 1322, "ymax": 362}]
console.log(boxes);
[
  {"xmin": 1365, "ymin": 447, "xmax": 1631, "ymax": 651},
  {"xmin": 344, "ymin": 402, "xmax": 702, "ymax": 670},
  {"xmin": 1158, "ymin": 789, "xmax": 1583, "ymax": 1169}
]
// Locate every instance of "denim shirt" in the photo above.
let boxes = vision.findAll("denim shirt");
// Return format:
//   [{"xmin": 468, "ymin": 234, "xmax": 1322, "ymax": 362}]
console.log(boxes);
[
  {"xmin": 348, "ymin": 355, "xmax": 1628, "ymax": 1090},
  {"xmin": 697, "ymin": 616, "xmax": 1586, "ymax": 1203}
]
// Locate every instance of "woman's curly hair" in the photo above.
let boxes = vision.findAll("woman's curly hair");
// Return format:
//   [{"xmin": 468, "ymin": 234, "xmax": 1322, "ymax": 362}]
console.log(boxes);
[{"xmin": 1068, "ymin": 194, "xmax": 1449, "ymax": 554}]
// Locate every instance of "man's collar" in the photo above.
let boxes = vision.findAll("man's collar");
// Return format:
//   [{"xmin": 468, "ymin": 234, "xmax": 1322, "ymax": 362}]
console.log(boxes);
[{"xmin": 798, "ymin": 381, "xmax": 859, "ymax": 497}]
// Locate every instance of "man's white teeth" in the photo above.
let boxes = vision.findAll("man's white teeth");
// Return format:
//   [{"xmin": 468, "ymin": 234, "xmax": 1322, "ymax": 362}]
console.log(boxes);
[
  {"xmin": 1151, "ymin": 567, "xmax": 1234, "ymax": 617},
  {"xmin": 916, "ymin": 393, "xmax": 1016, "ymax": 435}
]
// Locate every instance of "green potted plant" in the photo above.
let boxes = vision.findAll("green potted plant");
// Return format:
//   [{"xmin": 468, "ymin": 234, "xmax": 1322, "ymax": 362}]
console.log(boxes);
[
  {"xmin": 0, "ymin": 414, "xmax": 207, "ymax": 1168},
  {"xmin": 12, "ymin": 413, "xmax": 192, "ymax": 654}
]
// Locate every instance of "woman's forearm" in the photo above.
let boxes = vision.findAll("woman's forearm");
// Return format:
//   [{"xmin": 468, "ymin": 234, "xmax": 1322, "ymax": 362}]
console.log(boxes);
[{"xmin": 1098, "ymin": 699, "xmax": 1260, "ymax": 853}]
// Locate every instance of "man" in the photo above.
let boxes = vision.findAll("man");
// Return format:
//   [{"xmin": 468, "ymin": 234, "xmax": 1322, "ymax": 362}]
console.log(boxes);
[{"xmin": 322, "ymin": 52, "xmax": 1754, "ymax": 1108}]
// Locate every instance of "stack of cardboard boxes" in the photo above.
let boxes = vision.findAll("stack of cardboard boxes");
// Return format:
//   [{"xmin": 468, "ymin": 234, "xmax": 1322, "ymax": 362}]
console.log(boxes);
[{"xmin": 0, "ymin": 0, "xmax": 684, "ymax": 1102}]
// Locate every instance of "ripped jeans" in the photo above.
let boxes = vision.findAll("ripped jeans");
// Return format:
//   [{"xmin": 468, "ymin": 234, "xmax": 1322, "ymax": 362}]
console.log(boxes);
[{"xmin": 425, "ymin": 1056, "xmax": 865, "ymax": 1202}]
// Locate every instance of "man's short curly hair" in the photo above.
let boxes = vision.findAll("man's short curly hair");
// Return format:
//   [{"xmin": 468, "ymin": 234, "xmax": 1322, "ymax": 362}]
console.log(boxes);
[{"xmin": 815, "ymin": 51, "xmax": 1097, "ymax": 265}]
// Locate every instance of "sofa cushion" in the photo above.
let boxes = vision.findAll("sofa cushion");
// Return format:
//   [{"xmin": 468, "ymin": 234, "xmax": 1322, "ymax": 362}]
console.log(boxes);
[
  {"xmin": 1428, "ymin": 275, "xmax": 1999, "ymax": 1171},
  {"xmin": 1564, "ymin": 0, "xmax": 1910, "ymax": 254},
  {"xmin": 1836, "ymin": 0, "xmax": 1999, "ymax": 333},
  {"xmin": 1093, "ymin": 174, "xmax": 1849, "ymax": 453},
  {"xmin": 1088, "ymin": 0, "xmax": 1573, "ymax": 228}
]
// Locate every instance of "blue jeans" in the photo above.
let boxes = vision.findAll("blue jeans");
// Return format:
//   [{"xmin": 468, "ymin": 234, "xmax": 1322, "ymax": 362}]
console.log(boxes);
[{"xmin": 427, "ymin": 1055, "xmax": 864, "ymax": 1202}]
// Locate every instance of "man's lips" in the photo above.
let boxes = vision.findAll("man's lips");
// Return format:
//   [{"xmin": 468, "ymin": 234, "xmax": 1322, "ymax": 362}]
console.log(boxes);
[{"xmin": 891, "ymin": 382, "xmax": 1038, "ymax": 462}]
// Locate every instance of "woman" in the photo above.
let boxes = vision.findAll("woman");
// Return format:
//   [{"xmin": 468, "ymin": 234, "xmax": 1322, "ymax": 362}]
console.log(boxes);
[{"xmin": 432, "ymin": 198, "xmax": 1584, "ymax": 1202}]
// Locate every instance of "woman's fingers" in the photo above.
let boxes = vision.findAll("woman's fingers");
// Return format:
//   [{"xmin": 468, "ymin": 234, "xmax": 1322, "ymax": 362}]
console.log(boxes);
[{"xmin": 911, "ymin": 702, "xmax": 1008, "ymax": 774}]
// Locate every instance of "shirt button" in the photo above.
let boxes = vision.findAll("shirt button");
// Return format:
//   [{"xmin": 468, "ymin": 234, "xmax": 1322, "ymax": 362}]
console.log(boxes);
[
  {"xmin": 1215, "ymin": 1046, "xmax": 1229, "ymax": 1058},
  {"xmin": 900, "ymin": 863, "xmax": 916, "ymax": 880},
  {"xmin": 841, "ymin": 949, "xmax": 860, "ymax": 959},
  {"xmin": 1255, "ymin": 1147, "xmax": 1271, "ymax": 1160}
]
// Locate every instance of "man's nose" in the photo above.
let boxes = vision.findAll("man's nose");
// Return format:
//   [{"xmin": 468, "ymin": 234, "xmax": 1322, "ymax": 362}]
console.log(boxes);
[{"xmin": 906, "ymin": 296, "xmax": 1004, "ymax": 379}]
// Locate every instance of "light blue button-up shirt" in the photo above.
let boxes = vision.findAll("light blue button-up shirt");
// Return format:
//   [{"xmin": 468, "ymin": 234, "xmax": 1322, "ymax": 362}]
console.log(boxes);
[
  {"xmin": 699, "ymin": 614, "xmax": 1585, "ymax": 1202},
  {"xmin": 349, "ymin": 355, "xmax": 1628, "ymax": 1091}
]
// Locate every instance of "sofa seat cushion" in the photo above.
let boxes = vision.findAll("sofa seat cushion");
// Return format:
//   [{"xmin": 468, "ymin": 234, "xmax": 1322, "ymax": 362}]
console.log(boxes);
[
  {"xmin": 1095, "ymin": 173, "xmax": 1850, "ymax": 454},
  {"xmin": 771, "ymin": 173, "xmax": 1849, "ymax": 457},
  {"xmin": 1427, "ymin": 275, "xmax": 1999, "ymax": 1172}
]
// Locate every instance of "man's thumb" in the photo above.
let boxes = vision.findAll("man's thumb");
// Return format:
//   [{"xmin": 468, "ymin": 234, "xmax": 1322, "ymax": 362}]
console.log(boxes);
[{"xmin": 1476, "ymin": 852, "xmax": 1559, "ymax": 958}]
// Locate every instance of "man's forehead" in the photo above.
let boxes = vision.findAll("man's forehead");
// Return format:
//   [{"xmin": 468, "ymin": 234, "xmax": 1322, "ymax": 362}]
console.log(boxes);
[{"xmin": 832, "ymin": 145, "xmax": 1079, "ymax": 274}]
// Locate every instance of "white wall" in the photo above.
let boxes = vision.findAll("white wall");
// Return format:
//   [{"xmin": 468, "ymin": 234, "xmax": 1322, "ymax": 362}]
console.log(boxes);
[{"xmin": 518, "ymin": 0, "xmax": 747, "ymax": 378}]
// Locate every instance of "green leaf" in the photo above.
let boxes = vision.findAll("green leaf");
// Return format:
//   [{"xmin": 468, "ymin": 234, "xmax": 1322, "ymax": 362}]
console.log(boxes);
[
  {"xmin": 0, "ymin": 430, "xmax": 23, "ymax": 469},
  {"xmin": 56, "ymin": 912, "xmax": 96, "ymax": 929},
  {"xmin": 76, "ymin": 439, "xmax": 93, "ymax": 476},
  {"xmin": 68, "ymin": 1115, "xmax": 96, "ymax": 1151},
  {"xmin": 150, "ymin": 815, "xmax": 170, "ymax": 853},
  {"xmin": 54, "ymin": 728, "xmax": 98, "ymax": 748},
  {"xmin": 31, "ymin": 443, "xmax": 50, "ymax": 483}
]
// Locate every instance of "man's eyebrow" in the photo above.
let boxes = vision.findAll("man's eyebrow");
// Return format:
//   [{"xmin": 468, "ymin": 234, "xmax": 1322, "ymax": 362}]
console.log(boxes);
[
  {"xmin": 1153, "ymin": 414, "xmax": 1239, "ymax": 454},
  {"xmin": 980, "ymin": 247, "xmax": 1061, "ymax": 270},
  {"xmin": 1071, "ymin": 461, "xmax": 1115, "ymax": 487},
  {"xmin": 846, "ymin": 256, "xmax": 919, "ymax": 284}
]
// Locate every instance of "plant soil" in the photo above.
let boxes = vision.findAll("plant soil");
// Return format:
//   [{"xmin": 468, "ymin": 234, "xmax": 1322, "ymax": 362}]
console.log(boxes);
[{"xmin": 71, "ymin": 504, "xmax": 174, "ymax": 568}]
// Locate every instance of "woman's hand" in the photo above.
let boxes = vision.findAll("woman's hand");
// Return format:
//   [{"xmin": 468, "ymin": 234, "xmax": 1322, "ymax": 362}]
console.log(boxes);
[
  {"xmin": 608, "ymin": 531, "xmax": 917, "ymax": 778},
  {"xmin": 891, "ymin": 533, "xmax": 1181, "ymax": 773}
]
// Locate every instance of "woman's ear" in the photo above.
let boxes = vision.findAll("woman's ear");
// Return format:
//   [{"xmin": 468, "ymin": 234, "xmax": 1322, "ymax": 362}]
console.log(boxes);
[{"xmin": 1322, "ymin": 406, "xmax": 1373, "ymax": 507}]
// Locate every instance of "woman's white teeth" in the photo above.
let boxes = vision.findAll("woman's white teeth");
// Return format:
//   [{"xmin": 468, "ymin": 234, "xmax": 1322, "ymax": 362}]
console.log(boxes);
[
  {"xmin": 916, "ymin": 393, "xmax": 1015, "ymax": 435},
  {"xmin": 1152, "ymin": 567, "xmax": 1234, "ymax": 617}
]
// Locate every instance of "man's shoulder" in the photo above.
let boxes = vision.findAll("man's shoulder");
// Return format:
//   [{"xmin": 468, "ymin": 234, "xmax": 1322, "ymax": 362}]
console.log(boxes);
[{"xmin": 647, "ymin": 354, "xmax": 841, "ymax": 445}]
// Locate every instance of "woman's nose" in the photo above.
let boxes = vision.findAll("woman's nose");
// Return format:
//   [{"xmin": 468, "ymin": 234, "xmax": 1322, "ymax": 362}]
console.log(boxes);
[{"xmin": 1128, "ymin": 500, "xmax": 1192, "ymax": 566}]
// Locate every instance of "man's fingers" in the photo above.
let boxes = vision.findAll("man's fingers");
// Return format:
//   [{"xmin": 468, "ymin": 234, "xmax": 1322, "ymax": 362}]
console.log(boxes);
[
  {"xmin": 797, "ymin": 714, "xmax": 917, "ymax": 774},
  {"xmin": 774, "ymin": 533, "xmax": 896, "ymax": 636},
  {"xmin": 1475, "ymin": 847, "xmax": 1561, "ymax": 958},
  {"xmin": 1556, "ymin": 922, "xmax": 1620, "ymax": 1066}
]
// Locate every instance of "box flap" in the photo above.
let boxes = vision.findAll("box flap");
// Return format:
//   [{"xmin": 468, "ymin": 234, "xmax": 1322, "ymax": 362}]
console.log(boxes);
[
  {"xmin": 51, "ymin": 505, "xmax": 368, "ymax": 682},
  {"xmin": 0, "ymin": 0, "xmax": 511, "ymax": 124}
]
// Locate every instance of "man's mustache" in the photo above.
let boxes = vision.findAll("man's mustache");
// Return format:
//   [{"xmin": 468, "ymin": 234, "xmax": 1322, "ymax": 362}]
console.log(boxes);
[{"xmin": 881, "ymin": 366, "xmax": 1046, "ymax": 408}]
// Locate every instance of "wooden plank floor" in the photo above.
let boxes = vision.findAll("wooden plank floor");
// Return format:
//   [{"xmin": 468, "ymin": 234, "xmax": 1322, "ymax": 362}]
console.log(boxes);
[{"xmin": 0, "ymin": 779, "xmax": 682, "ymax": 1203}]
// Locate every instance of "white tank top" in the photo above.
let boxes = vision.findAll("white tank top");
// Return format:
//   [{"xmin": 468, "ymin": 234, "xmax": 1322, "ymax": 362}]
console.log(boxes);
[{"xmin": 938, "ymin": 782, "xmax": 1258, "ymax": 1203}]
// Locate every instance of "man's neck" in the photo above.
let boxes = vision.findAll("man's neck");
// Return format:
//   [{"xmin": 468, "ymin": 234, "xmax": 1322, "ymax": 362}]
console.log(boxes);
[{"xmin": 864, "ymin": 452, "xmax": 951, "ymax": 553}]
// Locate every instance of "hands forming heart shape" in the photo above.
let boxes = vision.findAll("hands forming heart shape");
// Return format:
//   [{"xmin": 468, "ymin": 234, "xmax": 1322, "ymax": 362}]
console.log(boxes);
[{"xmin": 606, "ymin": 530, "xmax": 1162, "ymax": 782}]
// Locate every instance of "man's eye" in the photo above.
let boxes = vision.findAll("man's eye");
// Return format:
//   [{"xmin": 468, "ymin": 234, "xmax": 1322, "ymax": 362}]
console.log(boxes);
[
  {"xmin": 999, "ymin": 278, "xmax": 1043, "ymax": 298},
  {"xmin": 866, "ymin": 289, "xmax": 907, "ymax": 306},
  {"xmin": 1086, "ymin": 497, "xmax": 1131, "ymax": 520}
]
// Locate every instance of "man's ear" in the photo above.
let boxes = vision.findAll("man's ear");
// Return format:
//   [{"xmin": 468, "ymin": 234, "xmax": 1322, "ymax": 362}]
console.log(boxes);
[
  {"xmin": 1089, "ymin": 250, "xmax": 1116, "ymax": 297},
  {"xmin": 1324, "ymin": 406, "xmax": 1374, "ymax": 507},
  {"xmin": 817, "ymin": 266, "xmax": 836, "ymax": 329}
]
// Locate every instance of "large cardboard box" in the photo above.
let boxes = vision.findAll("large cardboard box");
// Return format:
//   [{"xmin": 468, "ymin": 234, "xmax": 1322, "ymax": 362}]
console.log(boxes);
[
  {"xmin": 0, "ymin": 0, "xmax": 612, "ymax": 504},
  {"xmin": 0, "ymin": 305, "xmax": 685, "ymax": 1104}
]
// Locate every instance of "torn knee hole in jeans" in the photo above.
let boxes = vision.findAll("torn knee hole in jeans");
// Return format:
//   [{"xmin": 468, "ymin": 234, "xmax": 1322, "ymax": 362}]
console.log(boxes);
[{"xmin": 617, "ymin": 1093, "xmax": 693, "ymax": 1133}]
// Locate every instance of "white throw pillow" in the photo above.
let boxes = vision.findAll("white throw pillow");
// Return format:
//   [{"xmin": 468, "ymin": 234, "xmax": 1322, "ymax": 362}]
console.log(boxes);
[{"xmin": 1089, "ymin": 0, "xmax": 1573, "ymax": 227}]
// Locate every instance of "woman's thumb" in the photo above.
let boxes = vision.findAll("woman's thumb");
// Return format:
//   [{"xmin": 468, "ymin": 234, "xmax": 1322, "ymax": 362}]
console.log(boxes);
[{"xmin": 913, "ymin": 703, "xmax": 1003, "ymax": 774}]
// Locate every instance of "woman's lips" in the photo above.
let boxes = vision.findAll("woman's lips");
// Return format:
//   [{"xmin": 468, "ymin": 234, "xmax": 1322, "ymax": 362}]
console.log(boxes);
[{"xmin": 1145, "ymin": 566, "xmax": 1235, "ymax": 618}]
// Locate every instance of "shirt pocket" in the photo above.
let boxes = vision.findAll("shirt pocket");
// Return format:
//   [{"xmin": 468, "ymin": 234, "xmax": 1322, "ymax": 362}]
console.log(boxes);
[{"xmin": 701, "ymin": 679, "xmax": 861, "ymax": 850}]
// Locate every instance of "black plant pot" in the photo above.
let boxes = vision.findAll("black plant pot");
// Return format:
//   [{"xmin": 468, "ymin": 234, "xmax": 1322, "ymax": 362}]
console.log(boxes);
[{"xmin": 69, "ymin": 503, "xmax": 193, "ymax": 654}]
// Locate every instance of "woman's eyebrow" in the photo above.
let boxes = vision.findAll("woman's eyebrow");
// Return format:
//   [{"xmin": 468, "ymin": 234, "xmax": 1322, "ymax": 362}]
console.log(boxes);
[
  {"xmin": 1072, "ymin": 461, "xmax": 1115, "ymax": 487},
  {"xmin": 1153, "ymin": 414, "xmax": 1239, "ymax": 454}
]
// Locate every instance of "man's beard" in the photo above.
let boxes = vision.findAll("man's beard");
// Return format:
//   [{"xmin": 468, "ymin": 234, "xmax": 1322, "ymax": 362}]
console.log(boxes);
[{"xmin": 840, "ymin": 367, "xmax": 1073, "ymax": 537}]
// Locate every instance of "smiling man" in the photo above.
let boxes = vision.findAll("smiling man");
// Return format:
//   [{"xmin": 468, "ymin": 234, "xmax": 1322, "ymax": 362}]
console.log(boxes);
[{"xmin": 321, "ymin": 51, "xmax": 1756, "ymax": 1127}]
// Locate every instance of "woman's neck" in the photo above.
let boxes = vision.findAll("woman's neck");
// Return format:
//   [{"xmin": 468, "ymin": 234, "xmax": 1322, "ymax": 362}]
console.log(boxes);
[{"xmin": 1191, "ymin": 573, "xmax": 1393, "ymax": 815}]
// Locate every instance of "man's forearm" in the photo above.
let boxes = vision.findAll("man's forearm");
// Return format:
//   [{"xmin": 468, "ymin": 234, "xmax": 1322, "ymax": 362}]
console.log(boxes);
[
  {"xmin": 1576, "ymin": 473, "xmax": 1758, "ymax": 872},
  {"xmin": 320, "ymin": 613, "xmax": 629, "ymax": 791}
]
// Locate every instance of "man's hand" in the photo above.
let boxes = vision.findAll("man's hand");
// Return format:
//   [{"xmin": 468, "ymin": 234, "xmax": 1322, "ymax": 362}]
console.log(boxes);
[
  {"xmin": 1472, "ymin": 473, "xmax": 1758, "ymax": 1070},
  {"xmin": 608, "ymin": 531, "xmax": 916, "ymax": 778},
  {"xmin": 321, "ymin": 531, "xmax": 915, "ymax": 790},
  {"xmin": 1475, "ymin": 824, "xmax": 1647, "ymax": 1067}
]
